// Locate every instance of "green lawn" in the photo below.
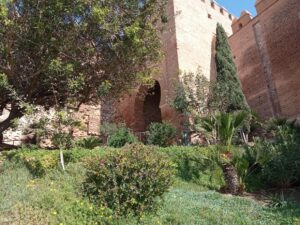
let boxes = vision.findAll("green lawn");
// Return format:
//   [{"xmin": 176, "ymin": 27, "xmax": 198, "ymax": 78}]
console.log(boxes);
[{"xmin": 0, "ymin": 161, "xmax": 299, "ymax": 225}]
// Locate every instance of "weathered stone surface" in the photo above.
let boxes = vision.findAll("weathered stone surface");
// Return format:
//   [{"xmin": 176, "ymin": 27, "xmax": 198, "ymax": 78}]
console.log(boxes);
[
  {"xmin": 73, "ymin": 104, "xmax": 101, "ymax": 138},
  {"xmin": 115, "ymin": 0, "xmax": 234, "ymax": 132},
  {"xmin": 229, "ymin": 0, "xmax": 300, "ymax": 119},
  {"xmin": 2, "ymin": 0, "xmax": 299, "ymax": 143}
]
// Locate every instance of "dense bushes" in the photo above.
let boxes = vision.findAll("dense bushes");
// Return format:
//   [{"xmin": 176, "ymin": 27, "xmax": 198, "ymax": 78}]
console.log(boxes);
[
  {"xmin": 160, "ymin": 146, "xmax": 224, "ymax": 189},
  {"xmin": 83, "ymin": 144, "xmax": 174, "ymax": 216},
  {"xmin": 108, "ymin": 128, "xmax": 136, "ymax": 148},
  {"xmin": 246, "ymin": 121, "xmax": 300, "ymax": 188},
  {"xmin": 147, "ymin": 122, "xmax": 177, "ymax": 147},
  {"xmin": 5, "ymin": 147, "xmax": 109, "ymax": 176},
  {"xmin": 74, "ymin": 137, "xmax": 101, "ymax": 149},
  {"xmin": 5, "ymin": 146, "xmax": 224, "ymax": 190},
  {"xmin": 5, "ymin": 150, "xmax": 59, "ymax": 176}
]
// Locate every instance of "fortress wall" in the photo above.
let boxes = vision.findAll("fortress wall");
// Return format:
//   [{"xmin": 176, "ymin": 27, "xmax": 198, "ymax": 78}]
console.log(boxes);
[
  {"xmin": 173, "ymin": 0, "xmax": 234, "ymax": 80},
  {"xmin": 115, "ymin": 0, "xmax": 182, "ymax": 131},
  {"xmin": 229, "ymin": 0, "xmax": 300, "ymax": 119}
]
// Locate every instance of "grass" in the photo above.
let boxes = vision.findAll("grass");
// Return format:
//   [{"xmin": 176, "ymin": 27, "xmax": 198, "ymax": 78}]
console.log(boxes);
[{"xmin": 0, "ymin": 160, "xmax": 299, "ymax": 225}]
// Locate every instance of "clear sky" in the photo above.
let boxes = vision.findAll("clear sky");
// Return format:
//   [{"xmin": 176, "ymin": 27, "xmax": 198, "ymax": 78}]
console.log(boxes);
[{"xmin": 215, "ymin": 0, "xmax": 257, "ymax": 17}]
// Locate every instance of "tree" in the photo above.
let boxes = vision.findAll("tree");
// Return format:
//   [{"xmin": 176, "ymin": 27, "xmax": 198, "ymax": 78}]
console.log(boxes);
[
  {"xmin": 211, "ymin": 23, "xmax": 249, "ymax": 113},
  {"xmin": 171, "ymin": 69, "xmax": 210, "ymax": 142},
  {"xmin": 215, "ymin": 111, "xmax": 248, "ymax": 195},
  {"xmin": 0, "ymin": 0, "xmax": 167, "ymax": 136}
]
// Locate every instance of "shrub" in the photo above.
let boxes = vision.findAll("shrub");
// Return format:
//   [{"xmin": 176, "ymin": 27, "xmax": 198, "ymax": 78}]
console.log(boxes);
[
  {"xmin": 108, "ymin": 128, "xmax": 136, "ymax": 148},
  {"xmin": 246, "ymin": 120, "xmax": 300, "ymax": 188},
  {"xmin": 6, "ymin": 149, "xmax": 59, "ymax": 177},
  {"xmin": 83, "ymin": 144, "xmax": 174, "ymax": 216},
  {"xmin": 147, "ymin": 122, "xmax": 177, "ymax": 147},
  {"xmin": 63, "ymin": 147, "xmax": 109, "ymax": 163},
  {"xmin": 158, "ymin": 146, "xmax": 224, "ymax": 190},
  {"xmin": 74, "ymin": 136, "xmax": 101, "ymax": 149}
]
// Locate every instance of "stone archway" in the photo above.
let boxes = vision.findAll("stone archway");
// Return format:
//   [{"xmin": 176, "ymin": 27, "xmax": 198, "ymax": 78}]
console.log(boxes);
[
  {"xmin": 132, "ymin": 81, "xmax": 162, "ymax": 132},
  {"xmin": 143, "ymin": 81, "xmax": 162, "ymax": 130}
]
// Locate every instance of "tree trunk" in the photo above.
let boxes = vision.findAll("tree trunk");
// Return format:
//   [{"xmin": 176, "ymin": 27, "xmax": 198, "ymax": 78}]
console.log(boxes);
[
  {"xmin": 0, "ymin": 104, "xmax": 23, "ymax": 143},
  {"xmin": 222, "ymin": 163, "xmax": 239, "ymax": 195}
]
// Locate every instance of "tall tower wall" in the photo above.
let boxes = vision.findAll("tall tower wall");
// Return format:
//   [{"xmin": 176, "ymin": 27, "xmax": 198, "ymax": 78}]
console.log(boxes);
[
  {"xmin": 173, "ymin": 0, "xmax": 234, "ymax": 79},
  {"xmin": 115, "ymin": 0, "xmax": 236, "ymax": 132},
  {"xmin": 229, "ymin": 0, "xmax": 300, "ymax": 119}
]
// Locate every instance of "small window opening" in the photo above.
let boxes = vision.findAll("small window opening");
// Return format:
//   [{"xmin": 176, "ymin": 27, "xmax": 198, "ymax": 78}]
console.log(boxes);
[
  {"xmin": 208, "ymin": 14, "xmax": 212, "ymax": 19},
  {"xmin": 239, "ymin": 23, "xmax": 243, "ymax": 29},
  {"xmin": 211, "ymin": 1, "xmax": 215, "ymax": 8},
  {"xmin": 220, "ymin": 8, "xmax": 224, "ymax": 14}
]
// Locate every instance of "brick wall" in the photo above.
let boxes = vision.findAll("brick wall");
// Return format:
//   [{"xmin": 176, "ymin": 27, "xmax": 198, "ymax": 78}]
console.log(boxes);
[
  {"xmin": 115, "ymin": 0, "xmax": 235, "ymax": 132},
  {"xmin": 229, "ymin": 0, "xmax": 300, "ymax": 119}
]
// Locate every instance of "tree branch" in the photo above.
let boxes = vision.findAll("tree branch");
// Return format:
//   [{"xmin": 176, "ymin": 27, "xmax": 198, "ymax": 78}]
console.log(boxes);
[{"xmin": 0, "ymin": 104, "xmax": 23, "ymax": 136}]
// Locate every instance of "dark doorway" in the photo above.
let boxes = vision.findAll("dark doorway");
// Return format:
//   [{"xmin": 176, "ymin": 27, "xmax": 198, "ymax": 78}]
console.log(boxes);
[{"xmin": 143, "ymin": 81, "xmax": 162, "ymax": 129}]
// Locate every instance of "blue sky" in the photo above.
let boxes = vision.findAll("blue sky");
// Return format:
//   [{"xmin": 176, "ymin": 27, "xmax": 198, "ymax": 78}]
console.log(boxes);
[{"xmin": 216, "ymin": 0, "xmax": 257, "ymax": 17}]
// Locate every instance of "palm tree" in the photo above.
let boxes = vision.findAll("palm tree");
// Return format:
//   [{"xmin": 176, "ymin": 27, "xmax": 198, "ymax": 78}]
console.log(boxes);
[{"xmin": 215, "ymin": 111, "xmax": 248, "ymax": 195}]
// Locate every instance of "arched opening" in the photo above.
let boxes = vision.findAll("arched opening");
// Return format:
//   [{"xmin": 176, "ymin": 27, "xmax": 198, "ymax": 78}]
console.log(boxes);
[{"xmin": 143, "ymin": 81, "xmax": 162, "ymax": 130}]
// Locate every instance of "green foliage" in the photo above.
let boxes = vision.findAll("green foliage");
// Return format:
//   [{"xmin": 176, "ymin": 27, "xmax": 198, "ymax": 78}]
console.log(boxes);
[
  {"xmin": 147, "ymin": 122, "xmax": 177, "ymax": 147},
  {"xmin": 83, "ymin": 144, "xmax": 174, "ymax": 216},
  {"xmin": 248, "ymin": 120, "xmax": 300, "ymax": 188},
  {"xmin": 5, "ymin": 147, "xmax": 110, "ymax": 176},
  {"xmin": 172, "ymin": 69, "xmax": 210, "ymax": 116},
  {"xmin": 0, "ymin": 73, "xmax": 8, "ymax": 90},
  {"xmin": 100, "ymin": 122, "xmax": 126, "ymax": 136},
  {"xmin": 0, "ymin": 0, "xmax": 167, "ymax": 134},
  {"xmin": 6, "ymin": 150, "xmax": 59, "ymax": 177},
  {"xmin": 108, "ymin": 127, "xmax": 136, "ymax": 148},
  {"xmin": 51, "ymin": 110, "xmax": 82, "ymax": 149},
  {"xmin": 1, "ymin": 148, "xmax": 300, "ymax": 224},
  {"xmin": 62, "ymin": 147, "xmax": 109, "ymax": 164},
  {"xmin": 216, "ymin": 111, "xmax": 248, "ymax": 150},
  {"xmin": 74, "ymin": 136, "xmax": 101, "ymax": 149},
  {"xmin": 0, "ymin": 162, "xmax": 114, "ymax": 225},
  {"xmin": 212, "ymin": 24, "xmax": 249, "ymax": 113},
  {"xmin": 198, "ymin": 112, "xmax": 248, "ymax": 149},
  {"xmin": 5, "ymin": 145, "xmax": 223, "ymax": 190},
  {"xmin": 159, "ymin": 146, "xmax": 224, "ymax": 189}
]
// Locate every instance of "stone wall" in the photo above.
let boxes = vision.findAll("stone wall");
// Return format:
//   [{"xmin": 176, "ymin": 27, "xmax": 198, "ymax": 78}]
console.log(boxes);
[
  {"xmin": 1, "ymin": 104, "xmax": 101, "ymax": 146},
  {"xmin": 115, "ymin": 0, "xmax": 234, "ymax": 132},
  {"xmin": 174, "ymin": 0, "xmax": 233, "ymax": 79},
  {"xmin": 229, "ymin": 0, "xmax": 300, "ymax": 119},
  {"xmin": 73, "ymin": 104, "xmax": 101, "ymax": 138}
]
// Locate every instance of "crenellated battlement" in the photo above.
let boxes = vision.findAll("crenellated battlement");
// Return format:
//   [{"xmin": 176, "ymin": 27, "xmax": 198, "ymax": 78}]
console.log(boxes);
[
  {"xmin": 200, "ymin": 0, "xmax": 236, "ymax": 21},
  {"xmin": 231, "ymin": 0, "xmax": 281, "ymax": 33},
  {"xmin": 232, "ymin": 10, "xmax": 253, "ymax": 33}
]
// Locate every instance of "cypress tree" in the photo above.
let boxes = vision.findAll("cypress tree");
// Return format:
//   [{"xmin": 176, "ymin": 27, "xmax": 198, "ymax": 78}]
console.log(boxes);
[{"xmin": 213, "ymin": 23, "xmax": 249, "ymax": 113}]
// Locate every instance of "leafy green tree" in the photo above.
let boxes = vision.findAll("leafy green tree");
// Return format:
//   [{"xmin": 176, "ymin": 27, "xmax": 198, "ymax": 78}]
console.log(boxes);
[
  {"xmin": 171, "ymin": 69, "xmax": 210, "ymax": 142},
  {"xmin": 211, "ymin": 24, "xmax": 249, "ymax": 113},
  {"xmin": 172, "ymin": 69, "xmax": 210, "ymax": 116},
  {"xmin": 0, "ymin": 0, "xmax": 167, "ymax": 135}
]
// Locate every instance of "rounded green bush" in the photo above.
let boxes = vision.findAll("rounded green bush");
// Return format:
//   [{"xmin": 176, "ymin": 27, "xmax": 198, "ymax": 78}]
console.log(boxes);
[
  {"xmin": 83, "ymin": 144, "xmax": 174, "ymax": 216},
  {"xmin": 107, "ymin": 128, "xmax": 136, "ymax": 148},
  {"xmin": 147, "ymin": 122, "xmax": 177, "ymax": 147}
]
